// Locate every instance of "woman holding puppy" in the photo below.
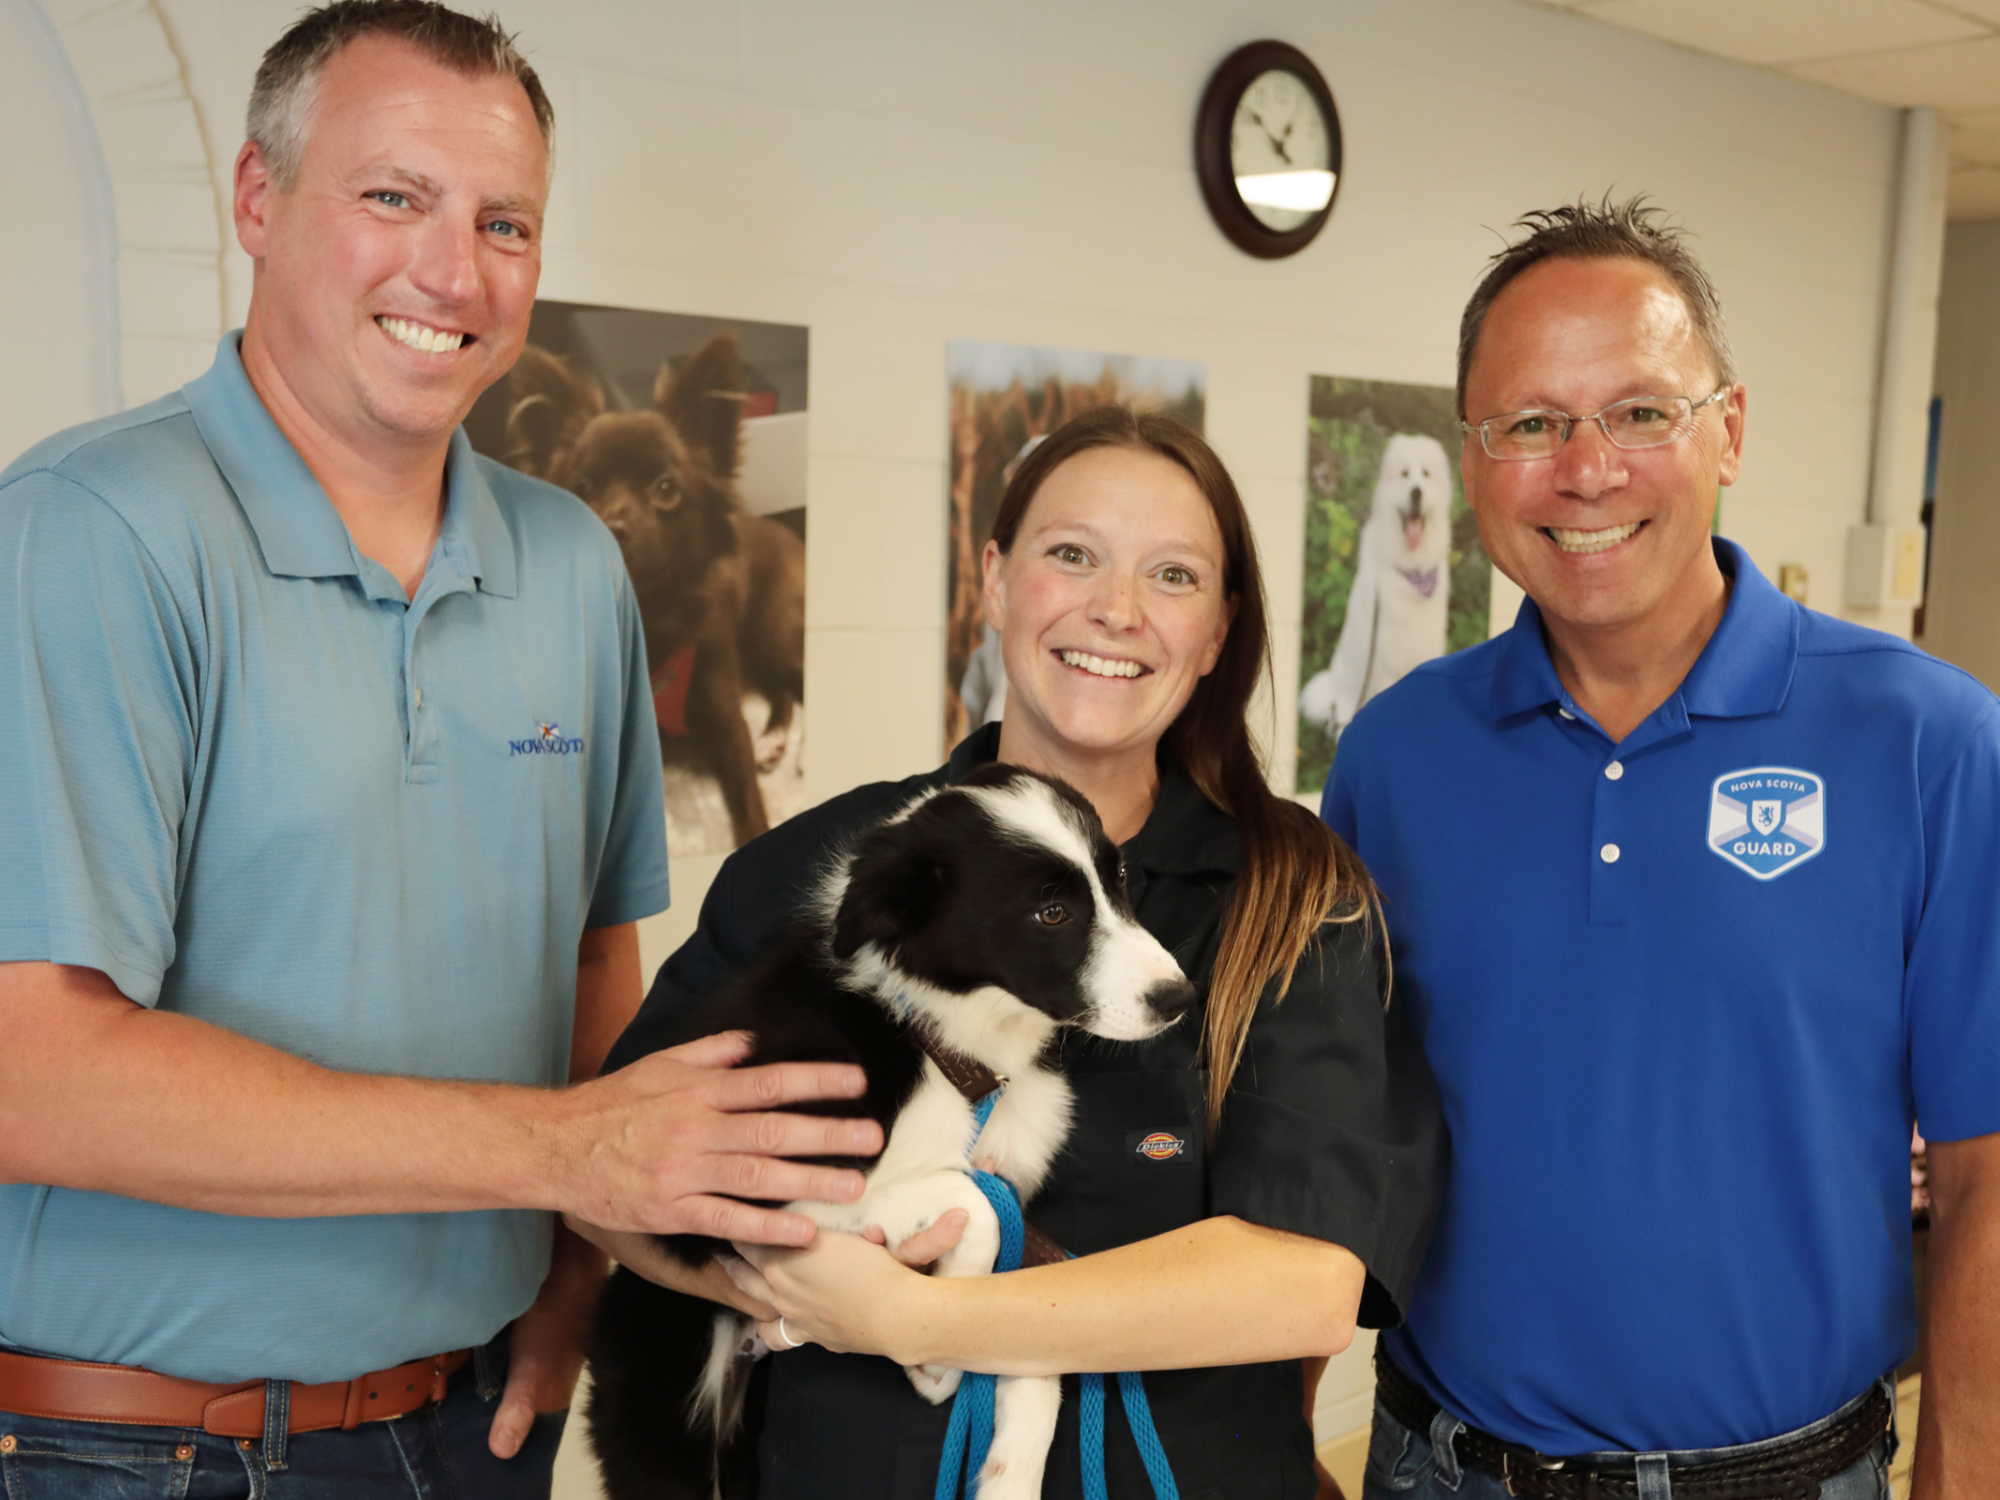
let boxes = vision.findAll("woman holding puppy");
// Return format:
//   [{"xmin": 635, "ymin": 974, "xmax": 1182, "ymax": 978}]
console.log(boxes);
[{"xmin": 582, "ymin": 407, "xmax": 1445, "ymax": 1499}]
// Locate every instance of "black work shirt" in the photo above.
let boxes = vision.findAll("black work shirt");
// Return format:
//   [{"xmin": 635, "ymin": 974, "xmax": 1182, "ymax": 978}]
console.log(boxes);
[{"xmin": 606, "ymin": 724, "xmax": 1446, "ymax": 1500}]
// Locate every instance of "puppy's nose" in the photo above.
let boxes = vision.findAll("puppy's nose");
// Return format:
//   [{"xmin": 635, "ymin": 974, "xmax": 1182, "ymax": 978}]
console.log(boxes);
[
  {"xmin": 1409, "ymin": 486, "xmax": 1424, "ymax": 509},
  {"xmin": 1144, "ymin": 977, "xmax": 1197, "ymax": 1025}
]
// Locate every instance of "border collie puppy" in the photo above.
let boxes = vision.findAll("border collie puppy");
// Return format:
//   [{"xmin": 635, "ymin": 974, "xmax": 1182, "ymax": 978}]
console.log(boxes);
[{"xmin": 587, "ymin": 764, "xmax": 1196, "ymax": 1500}]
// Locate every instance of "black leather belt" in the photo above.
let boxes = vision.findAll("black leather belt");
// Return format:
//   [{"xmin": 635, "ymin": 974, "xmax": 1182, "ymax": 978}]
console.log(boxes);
[{"xmin": 1373, "ymin": 1349, "xmax": 1890, "ymax": 1500}]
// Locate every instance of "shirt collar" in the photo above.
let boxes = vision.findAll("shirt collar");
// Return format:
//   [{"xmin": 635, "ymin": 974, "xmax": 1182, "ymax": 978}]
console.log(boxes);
[
  {"xmin": 182, "ymin": 332, "xmax": 517, "ymax": 599},
  {"xmin": 943, "ymin": 722, "xmax": 1238, "ymax": 877},
  {"xmin": 1489, "ymin": 537, "xmax": 1797, "ymax": 723}
]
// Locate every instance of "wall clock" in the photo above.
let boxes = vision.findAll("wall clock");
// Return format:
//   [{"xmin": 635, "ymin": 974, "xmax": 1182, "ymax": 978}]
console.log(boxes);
[{"xmin": 1195, "ymin": 41, "xmax": 1342, "ymax": 259}]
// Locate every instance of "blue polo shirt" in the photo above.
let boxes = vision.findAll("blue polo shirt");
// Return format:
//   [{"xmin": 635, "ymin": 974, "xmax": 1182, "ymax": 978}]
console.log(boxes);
[
  {"xmin": 1323, "ymin": 539, "xmax": 2000, "ymax": 1455},
  {"xmin": 0, "ymin": 334, "xmax": 671, "ymax": 1383}
]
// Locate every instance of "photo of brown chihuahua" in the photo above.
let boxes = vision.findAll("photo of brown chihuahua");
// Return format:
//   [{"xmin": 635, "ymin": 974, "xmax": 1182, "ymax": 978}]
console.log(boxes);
[{"xmin": 467, "ymin": 304, "xmax": 808, "ymax": 851}]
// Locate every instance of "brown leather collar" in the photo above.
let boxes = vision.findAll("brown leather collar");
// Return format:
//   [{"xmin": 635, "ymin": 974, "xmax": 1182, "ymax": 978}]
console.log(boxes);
[
  {"xmin": 908, "ymin": 1030, "xmax": 1068, "ymax": 1269},
  {"xmin": 913, "ymin": 1032, "xmax": 1003, "ymax": 1103}
]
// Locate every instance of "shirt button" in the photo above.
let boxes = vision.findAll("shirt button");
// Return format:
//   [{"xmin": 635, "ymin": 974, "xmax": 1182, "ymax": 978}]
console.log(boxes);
[
  {"xmin": 1558, "ymin": 708, "xmax": 1576, "ymax": 720},
  {"xmin": 1605, "ymin": 760, "xmax": 1624, "ymax": 780},
  {"xmin": 1600, "ymin": 843, "xmax": 1621, "ymax": 864},
  {"xmin": 414, "ymin": 688, "xmax": 424, "ymax": 710}
]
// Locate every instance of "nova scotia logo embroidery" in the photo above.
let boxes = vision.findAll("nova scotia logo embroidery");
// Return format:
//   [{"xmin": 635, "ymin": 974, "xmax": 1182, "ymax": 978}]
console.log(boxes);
[
  {"xmin": 1708, "ymin": 767, "xmax": 1824, "ymax": 879},
  {"xmin": 510, "ymin": 721, "xmax": 585, "ymax": 757}
]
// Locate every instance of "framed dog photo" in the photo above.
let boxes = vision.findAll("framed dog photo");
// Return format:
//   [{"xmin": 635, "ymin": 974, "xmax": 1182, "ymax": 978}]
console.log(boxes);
[
  {"xmin": 943, "ymin": 338, "xmax": 1207, "ymax": 754},
  {"xmin": 464, "ymin": 301, "xmax": 809, "ymax": 856},
  {"xmin": 1294, "ymin": 375, "xmax": 1491, "ymax": 798}
]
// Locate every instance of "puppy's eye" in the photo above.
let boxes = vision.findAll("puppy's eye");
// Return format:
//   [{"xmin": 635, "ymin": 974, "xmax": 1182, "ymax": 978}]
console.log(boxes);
[
  {"xmin": 653, "ymin": 476, "xmax": 681, "ymax": 508},
  {"xmin": 1035, "ymin": 903, "xmax": 1068, "ymax": 926}
]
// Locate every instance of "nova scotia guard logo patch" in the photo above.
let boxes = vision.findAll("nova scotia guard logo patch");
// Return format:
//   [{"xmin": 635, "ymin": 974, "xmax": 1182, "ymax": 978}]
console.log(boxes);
[{"xmin": 1708, "ymin": 767, "xmax": 1824, "ymax": 880}]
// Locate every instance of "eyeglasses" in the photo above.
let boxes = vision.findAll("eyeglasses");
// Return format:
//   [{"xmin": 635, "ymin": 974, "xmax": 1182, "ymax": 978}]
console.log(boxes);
[{"xmin": 1459, "ymin": 389, "xmax": 1728, "ymax": 461}]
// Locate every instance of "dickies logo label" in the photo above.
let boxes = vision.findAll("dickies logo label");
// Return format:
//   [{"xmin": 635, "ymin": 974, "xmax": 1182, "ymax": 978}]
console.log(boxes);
[
  {"xmin": 511, "ymin": 721, "xmax": 584, "ymax": 756},
  {"xmin": 1134, "ymin": 1132, "xmax": 1187, "ymax": 1161},
  {"xmin": 1708, "ymin": 767, "xmax": 1824, "ymax": 880}
]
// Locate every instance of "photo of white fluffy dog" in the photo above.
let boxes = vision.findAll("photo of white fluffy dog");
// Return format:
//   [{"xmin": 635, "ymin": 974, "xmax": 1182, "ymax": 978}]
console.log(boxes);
[{"xmin": 1299, "ymin": 431, "xmax": 1454, "ymax": 734}]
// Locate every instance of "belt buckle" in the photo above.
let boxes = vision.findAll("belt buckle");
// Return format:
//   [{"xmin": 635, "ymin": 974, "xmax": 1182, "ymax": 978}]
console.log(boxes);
[{"xmin": 1502, "ymin": 1450, "xmax": 1565, "ymax": 1497}]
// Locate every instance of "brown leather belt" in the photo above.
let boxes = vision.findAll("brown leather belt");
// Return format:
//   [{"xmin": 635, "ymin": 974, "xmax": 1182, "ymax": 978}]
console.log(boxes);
[{"xmin": 0, "ymin": 1346, "xmax": 470, "ymax": 1439}]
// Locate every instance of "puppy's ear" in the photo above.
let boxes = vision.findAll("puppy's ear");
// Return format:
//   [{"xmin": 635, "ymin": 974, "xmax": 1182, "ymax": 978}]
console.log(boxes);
[
  {"xmin": 657, "ymin": 333, "xmax": 747, "ymax": 484},
  {"xmin": 505, "ymin": 346, "xmax": 601, "ymax": 478},
  {"xmin": 831, "ymin": 820, "xmax": 946, "ymax": 961}
]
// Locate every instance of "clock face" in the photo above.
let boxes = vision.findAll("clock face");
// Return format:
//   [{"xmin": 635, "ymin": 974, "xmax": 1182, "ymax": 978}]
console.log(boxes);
[{"xmin": 1228, "ymin": 68, "xmax": 1335, "ymax": 232}]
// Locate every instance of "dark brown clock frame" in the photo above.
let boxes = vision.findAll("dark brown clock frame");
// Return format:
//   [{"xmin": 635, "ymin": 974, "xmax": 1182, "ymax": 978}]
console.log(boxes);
[{"xmin": 1195, "ymin": 40, "xmax": 1343, "ymax": 260}]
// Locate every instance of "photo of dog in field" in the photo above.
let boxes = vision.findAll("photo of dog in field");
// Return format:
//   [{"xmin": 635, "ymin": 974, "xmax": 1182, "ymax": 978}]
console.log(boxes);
[
  {"xmin": 464, "ymin": 303, "xmax": 808, "ymax": 854},
  {"xmin": 943, "ymin": 340, "xmax": 1206, "ymax": 754},
  {"xmin": 1295, "ymin": 377, "xmax": 1492, "ymax": 797}
]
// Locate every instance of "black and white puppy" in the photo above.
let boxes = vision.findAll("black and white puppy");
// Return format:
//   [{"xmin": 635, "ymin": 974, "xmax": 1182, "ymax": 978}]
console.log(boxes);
[{"xmin": 587, "ymin": 764, "xmax": 1195, "ymax": 1500}]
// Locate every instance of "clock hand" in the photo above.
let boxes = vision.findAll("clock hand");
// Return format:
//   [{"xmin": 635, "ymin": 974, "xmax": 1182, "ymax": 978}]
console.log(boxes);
[{"xmin": 1248, "ymin": 109, "xmax": 1296, "ymax": 165}]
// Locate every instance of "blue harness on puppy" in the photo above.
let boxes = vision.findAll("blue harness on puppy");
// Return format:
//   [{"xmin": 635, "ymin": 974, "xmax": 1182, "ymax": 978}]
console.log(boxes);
[{"xmin": 932, "ymin": 1086, "xmax": 1180, "ymax": 1500}]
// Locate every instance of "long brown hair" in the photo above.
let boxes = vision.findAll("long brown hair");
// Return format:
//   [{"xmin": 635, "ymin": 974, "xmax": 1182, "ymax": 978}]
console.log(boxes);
[{"xmin": 989, "ymin": 406, "xmax": 1381, "ymax": 1135}]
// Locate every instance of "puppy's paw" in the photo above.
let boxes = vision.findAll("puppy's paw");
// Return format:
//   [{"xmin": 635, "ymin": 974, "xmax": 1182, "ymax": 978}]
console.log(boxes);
[{"xmin": 905, "ymin": 1363, "xmax": 962, "ymax": 1403}]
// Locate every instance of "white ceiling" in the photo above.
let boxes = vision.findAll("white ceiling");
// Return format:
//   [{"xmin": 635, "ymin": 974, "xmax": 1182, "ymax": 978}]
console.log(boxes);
[{"xmin": 1519, "ymin": 0, "xmax": 2000, "ymax": 219}]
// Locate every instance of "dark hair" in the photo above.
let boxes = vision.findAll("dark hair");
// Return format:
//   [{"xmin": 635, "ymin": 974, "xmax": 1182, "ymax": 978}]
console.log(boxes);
[
  {"xmin": 1456, "ymin": 195, "xmax": 1735, "ymax": 419},
  {"xmin": 248, "ymin": 0, "xmax": 554, "ymax": 190},
  {"xmin": 990, "ymin": 406, "xmax": 1381, "ymax": 1136}
]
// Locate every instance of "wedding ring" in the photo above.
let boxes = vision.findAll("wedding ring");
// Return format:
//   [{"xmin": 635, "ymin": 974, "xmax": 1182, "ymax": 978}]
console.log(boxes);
[{"xmin": 776, "ymin": 1317, "xmax": 800, "ymax": 1350}]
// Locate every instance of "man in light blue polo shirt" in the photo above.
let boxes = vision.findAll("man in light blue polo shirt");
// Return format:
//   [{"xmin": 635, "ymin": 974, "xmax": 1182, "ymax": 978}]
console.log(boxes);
[
  {"xmin": 1325, "ymin": 200, "xmax": 2000, "ymax": 1499},
  {"xmin": 0, "ymin": 3, "xmax": 880, "ymax": 1494}
]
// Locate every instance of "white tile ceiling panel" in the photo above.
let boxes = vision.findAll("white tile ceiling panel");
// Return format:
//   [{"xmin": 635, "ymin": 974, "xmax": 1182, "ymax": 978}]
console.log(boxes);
[
  {"xmin": 1572, "ymin": 0, "xmax": 1986, "ymax": 68},
  {"xmin": 1786, "ymin": 36, "xmax": 2000, "ymax": 110},
  {"xmin": 1507, "ymin": 0, "xmax": 2000, "ymax": 217}
]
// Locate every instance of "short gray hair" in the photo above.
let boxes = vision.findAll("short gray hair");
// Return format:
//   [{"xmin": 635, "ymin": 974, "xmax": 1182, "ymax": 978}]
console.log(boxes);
[
  {"xmin": 1456, "ymin": 196, "xmax": 1735, "ymax": 419},
  {"xmin": 247, "ymin": 0, "xmax": 553, "ymax": 190}
]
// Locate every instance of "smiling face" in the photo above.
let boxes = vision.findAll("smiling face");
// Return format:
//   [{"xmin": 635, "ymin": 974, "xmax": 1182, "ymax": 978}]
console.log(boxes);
[
  {"xmin": 982, "ymin": 445, "xmax": 1234, "ymax": 775},
  {"xmin": 235, "ymin": 34, "xmax": 548, "ymax": 462},
  {"xmin": 1461, "ymin": 255, "xmax": 1745, "ymax": 640}
]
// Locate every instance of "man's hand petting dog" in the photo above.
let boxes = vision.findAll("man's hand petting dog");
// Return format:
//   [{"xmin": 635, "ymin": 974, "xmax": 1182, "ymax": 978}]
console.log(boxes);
[
  {"xmin": 726, "ymin": 1207, "xmax": 972, "ymax": 1362},
  {"xmin": 552, "ymin": 1030, "xmax": 883, "ymax": 1243}
]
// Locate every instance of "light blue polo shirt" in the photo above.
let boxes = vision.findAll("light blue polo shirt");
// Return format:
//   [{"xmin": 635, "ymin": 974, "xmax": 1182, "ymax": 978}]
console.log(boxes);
[
  {"xmin": 1323, "ymin": 539, "xmax": 2000, "ymax": 1455},
  {"xmin": 0, "ymin": 334, "xmax": 670, "ymax": 1383}
]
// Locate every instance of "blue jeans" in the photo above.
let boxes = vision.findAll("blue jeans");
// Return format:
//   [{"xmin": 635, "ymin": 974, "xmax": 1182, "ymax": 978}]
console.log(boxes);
[
  {"xmin": 0, "ymin": 1340, "xmax": 564, "ymax": 1499},
  {"xmin": 1361, "ymin": 1379, "xmax": 1894, "ymax": 1500}
]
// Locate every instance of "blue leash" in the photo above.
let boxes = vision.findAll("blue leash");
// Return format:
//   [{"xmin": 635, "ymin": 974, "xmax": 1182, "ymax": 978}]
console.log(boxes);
[{"xmin": 932, "ymin": 1092, "xmax": 1179, "ymax": 1500}]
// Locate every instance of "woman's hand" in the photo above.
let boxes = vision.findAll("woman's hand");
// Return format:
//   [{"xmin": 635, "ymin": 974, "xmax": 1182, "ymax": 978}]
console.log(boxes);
[{"xmin": 729, "ymin": 1208, "xmax": 969, "ymax": 1359}]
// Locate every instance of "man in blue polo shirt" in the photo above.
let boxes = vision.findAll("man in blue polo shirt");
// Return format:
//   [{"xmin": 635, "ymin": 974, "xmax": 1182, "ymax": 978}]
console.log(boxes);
[
  {"xmin": 0, "ymin": 3, "xmax": 879, "ymax": 1494},
  {"xmin": 1325, "ymin": 200, "xmax": 2000, "ymax": 1500}
]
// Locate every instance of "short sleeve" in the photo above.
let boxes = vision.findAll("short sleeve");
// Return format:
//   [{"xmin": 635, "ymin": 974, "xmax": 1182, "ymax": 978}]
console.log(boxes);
[
  {"xmin": 1208, "ymin": 916, "xmax": 1447, "ymax": 1328},
  {"xmin": 584, "ymin": 574, "xmax": 671, "ymax": 930},
  {"xmin": 1907, "ymin": 700, "xmax": 2000, "ymax": 1142},
  {"xmin": 0, "ymin": 472, "xmax": 197, "ymax": 1004}
]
